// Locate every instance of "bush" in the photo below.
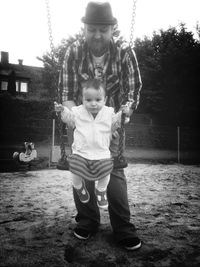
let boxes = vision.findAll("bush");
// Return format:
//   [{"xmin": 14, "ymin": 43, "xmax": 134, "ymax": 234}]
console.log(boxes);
[{"xmin": 0, "ymin": 93, "xmax": 53, "ymax": 143}]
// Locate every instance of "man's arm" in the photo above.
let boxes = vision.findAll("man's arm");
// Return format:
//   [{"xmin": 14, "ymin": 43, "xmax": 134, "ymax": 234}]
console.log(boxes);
[
  {"xmin": 61, "ymin": 44, "xmax": 79, "ymax": 107},
  {"xmin": 122, "ymin": 47, "xmax": 142, "ymax": 111}
]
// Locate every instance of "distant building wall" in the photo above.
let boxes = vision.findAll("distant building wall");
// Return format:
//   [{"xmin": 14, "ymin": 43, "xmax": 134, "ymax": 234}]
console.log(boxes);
[{"xmin": 0, "ymin": 51, "xmax": 48, "ymax": 100}]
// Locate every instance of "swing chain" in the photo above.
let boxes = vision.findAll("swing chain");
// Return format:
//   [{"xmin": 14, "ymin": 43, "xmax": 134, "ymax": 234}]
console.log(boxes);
[
  {"xmin": 45, "ymin": 0, "xmax": 67, "ymax": 165},
  {"xmin": 45, "ymin": 0, "xmax": 137, "ymax": 169},
  {"xmin": 45, "ymin": 0, "xmax": 55, "ymax": 60},
  {"xmin": 116, "ymin": 0, "xmax": 137, "ymax": 168},
  {"xmin": 130, "ymin": 0, "xmax": 137, "ymax": 47}
]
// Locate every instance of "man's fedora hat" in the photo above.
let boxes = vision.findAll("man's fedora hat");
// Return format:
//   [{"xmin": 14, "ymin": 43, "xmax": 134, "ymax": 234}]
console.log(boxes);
[{"xmin": 81, "ymin": 2, "xmax": 117, "ymax": 25}]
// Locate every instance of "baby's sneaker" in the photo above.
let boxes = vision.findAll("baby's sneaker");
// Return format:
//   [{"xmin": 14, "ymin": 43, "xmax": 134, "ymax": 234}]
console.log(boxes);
[
  {"xmin": 74, "ymin": 180, "xmax": 90, "ymax": 203},
  {"xmin": 95, "ymin": 189, "xmax": 108, "ymax": 209}
]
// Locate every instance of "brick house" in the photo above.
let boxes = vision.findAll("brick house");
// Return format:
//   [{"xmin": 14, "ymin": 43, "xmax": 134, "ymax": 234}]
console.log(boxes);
[{"xmin": 0, "ymin": 51, "xmax": 48, "ymax": 100}]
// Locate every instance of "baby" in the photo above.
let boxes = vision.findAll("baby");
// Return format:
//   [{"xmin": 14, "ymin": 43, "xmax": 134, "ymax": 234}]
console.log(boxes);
[{"xmin": 55, "ymin": 78, "xmax": 131, "ymax": 209}]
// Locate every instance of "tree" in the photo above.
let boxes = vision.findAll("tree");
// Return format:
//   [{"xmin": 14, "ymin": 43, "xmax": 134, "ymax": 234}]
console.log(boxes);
[
  {"xmin": 134, "ymin": 36, "xmax": 164, "ymax": 115},
  {"xmin": 38, "ymin": 30, "xmax": 85, "ymax": 100},
  {"xmin": 134, "ymin": 24, "xmax": 200, "ymax": 126}
]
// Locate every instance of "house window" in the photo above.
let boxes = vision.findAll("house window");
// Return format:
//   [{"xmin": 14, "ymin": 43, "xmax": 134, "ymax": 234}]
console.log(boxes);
[
  {"xmin": 1, "ymin": 81, "xmax": 8, "ymax": 90},
  {"xmin": 16, "ymin": 81, "xmax": 19, "ymax": 92},
  {"xmin": 16, "ymin": 81, "xmax": 28, "ymax": 93},
  {"xmin": 21, "ymin": 82, "xmax": 28, "ymax": 92}
]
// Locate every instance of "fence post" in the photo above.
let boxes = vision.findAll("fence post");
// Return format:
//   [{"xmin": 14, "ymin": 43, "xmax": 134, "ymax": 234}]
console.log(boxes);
[
  {"xmin": 52, "ymin": 118, "xmax": 55, "ymax": 148},
  {"xmin": 49, "ymin": 118, "xmax": 55, "ymax": 167},
  {"xmin": 177, "ymin": 126, "xmax": 180, "ymax": 163}
]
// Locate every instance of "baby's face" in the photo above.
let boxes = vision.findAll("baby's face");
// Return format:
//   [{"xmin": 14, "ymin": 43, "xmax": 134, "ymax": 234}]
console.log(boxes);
[{"xmin": 82, "ymin": 86, "xmax": 106, "ymax": 115}]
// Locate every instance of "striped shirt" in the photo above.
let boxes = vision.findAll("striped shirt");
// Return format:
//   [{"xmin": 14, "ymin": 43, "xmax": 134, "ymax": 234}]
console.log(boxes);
[{"xmin": 61, "ymin": 38, "xmax": 142, "ymax": 112}]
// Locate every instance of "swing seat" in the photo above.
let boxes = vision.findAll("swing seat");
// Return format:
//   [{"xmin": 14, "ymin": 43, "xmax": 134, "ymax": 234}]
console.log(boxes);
[
  {"xmin": 56, "ymin": 157, "xmax": 69, "ymax": 170},
  {"xmin": 56, "ymin": 155, "xmax": 128, "ymax": 170}
]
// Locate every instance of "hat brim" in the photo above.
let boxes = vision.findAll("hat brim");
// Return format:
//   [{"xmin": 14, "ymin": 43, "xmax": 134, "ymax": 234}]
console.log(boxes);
[{"xmin": 81, "ymin": 17, "xmax": 117, "ymax": 25}]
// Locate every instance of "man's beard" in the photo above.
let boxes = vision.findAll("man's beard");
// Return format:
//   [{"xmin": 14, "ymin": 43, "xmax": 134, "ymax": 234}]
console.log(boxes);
[{"xmin": 88, "ymin": 39, "xmax": 109, "ymax": 57}]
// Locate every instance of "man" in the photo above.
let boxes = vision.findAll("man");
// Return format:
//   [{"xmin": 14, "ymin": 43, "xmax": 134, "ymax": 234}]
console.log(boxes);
[{"xmin": 61, "ymin": 1, "xmax": 142, "ymax": 250}]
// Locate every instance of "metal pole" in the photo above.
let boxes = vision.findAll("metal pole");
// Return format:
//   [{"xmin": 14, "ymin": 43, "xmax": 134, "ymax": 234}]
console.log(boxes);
[
  {"xmin": 49, "ymin": 118, "xmax": 55, "ymax": 167},
  {"xmin": 177, "ymin": 126, "xmax": 180, "ymax": 163},
  {"xmin": 52, "ymin": 118, "xmax": 55, "ymax": 148}
]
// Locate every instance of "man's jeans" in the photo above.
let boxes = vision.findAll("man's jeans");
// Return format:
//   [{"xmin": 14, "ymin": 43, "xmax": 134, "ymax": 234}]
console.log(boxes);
[{"xmin": 72, "ymin": 132, "xmax": 137, "ymax": 242}]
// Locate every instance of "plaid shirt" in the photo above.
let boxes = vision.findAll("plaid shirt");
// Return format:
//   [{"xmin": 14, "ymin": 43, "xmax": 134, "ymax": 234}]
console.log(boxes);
[{"xmin": 61, "ymin": 38, "xmax": 142, "ymax": 112}]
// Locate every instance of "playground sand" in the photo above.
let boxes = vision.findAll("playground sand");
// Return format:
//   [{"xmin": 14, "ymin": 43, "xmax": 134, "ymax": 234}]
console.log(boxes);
[{"xmin": 0, "ymin": 164, "xmax": 200, "ymax": 267}]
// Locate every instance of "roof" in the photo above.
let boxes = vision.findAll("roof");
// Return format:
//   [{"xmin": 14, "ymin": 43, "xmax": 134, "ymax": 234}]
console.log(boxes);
[
  {"xmin": 0, "ymin": 69, "xmax": 30, "ymax": 79},
  {"xmin": 0, "ymin": 63, "xmax": 44, "ymax": 80}
]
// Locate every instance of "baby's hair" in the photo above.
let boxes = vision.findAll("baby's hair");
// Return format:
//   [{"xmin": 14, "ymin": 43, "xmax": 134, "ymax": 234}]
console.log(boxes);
[{"xmin": 82, "ymin": 78, "xmax": 106, "ymax": 92}]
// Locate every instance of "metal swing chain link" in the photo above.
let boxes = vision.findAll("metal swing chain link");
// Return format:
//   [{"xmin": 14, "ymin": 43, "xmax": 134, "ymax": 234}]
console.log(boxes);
[
  {"xmin": 117, "ymin": 0, "xmax": 137, "ymax": 167},
  {"xmin": 45, "ymin": 0, "xmax": 55, "ymax": 61},
  {"xmin": 130, "ymin": 0, "xmax": 137, "ymax": 48},
  {"xmin": 45, "ymin": 0, "xmax": 66, "ymax": 162}
]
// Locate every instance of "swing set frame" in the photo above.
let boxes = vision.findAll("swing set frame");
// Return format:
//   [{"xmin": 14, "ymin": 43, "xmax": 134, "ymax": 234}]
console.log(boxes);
[{"xmin": 45, "ymin": 0, "xmax": 138, "ymax": 168}]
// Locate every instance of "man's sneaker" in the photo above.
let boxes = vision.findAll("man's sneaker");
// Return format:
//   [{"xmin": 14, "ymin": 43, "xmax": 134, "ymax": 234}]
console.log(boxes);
[
  {"xmin": 95, "ymin": 188, "xmax": 108, "ymax": 209},
  {"xmin": 119, "ymin": 237, "xmax": 142, "ymax": 251},
  {"xmin": 74, "ymin": 180, "xmax": 90, "ymax": 203},
  {"xmin": 74, "ymin": 228, "xmax": 91, "ymax": 240}
]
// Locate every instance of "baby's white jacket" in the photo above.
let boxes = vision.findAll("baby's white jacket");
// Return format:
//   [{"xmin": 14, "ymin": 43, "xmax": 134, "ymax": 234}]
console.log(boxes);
[{"xmin": 61, "ymin": 105, "xmax": 122, "ymax": 160}]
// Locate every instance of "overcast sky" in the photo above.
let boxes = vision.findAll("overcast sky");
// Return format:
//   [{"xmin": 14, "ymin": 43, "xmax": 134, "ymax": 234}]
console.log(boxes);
[{"xmin": 0, "ymin": 0, "xmax": 199, "ymax": 67}]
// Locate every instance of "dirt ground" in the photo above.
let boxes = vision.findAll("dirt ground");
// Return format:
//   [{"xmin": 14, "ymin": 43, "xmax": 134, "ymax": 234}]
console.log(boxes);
[{"xmin": 0, "ymin": 163, "xmax": 200, "ymax": 267}]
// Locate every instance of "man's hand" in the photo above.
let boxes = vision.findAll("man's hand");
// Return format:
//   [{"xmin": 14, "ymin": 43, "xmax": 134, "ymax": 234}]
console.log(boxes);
[
  {"xmin": 121, "ymin": 104, "xmax": 133, "ymax": 117},
  {"xmin": 54, "ymin": 102, "xmax": 64, "ymax": 113},
  {"xmin": 121, "ymin": 103, "xmax": 133, "ymax": 124},
  {"xmin": 112, "ymin": 130, "xmax": 119, "ymax": 139}
]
